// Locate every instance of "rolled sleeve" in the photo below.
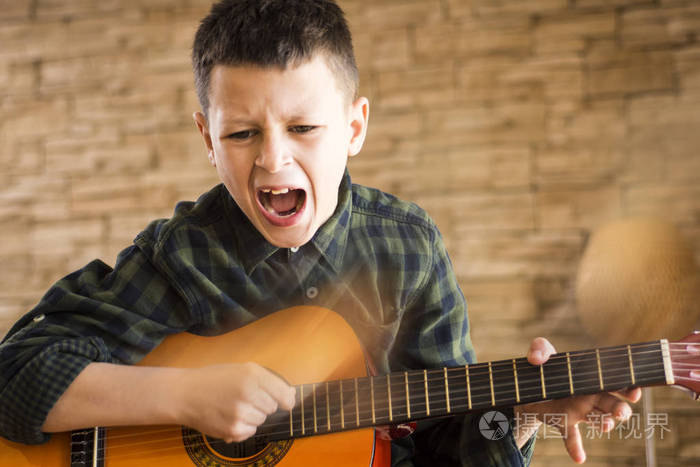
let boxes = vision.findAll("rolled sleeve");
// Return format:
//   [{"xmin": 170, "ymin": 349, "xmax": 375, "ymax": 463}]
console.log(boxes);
[
  {"xmin": 0, "ymin": 337, "xmax": 111, "ymax": 444},
  {"xmin": 0, "ymin": 245, "xmax": 193, "ymax": 444}
]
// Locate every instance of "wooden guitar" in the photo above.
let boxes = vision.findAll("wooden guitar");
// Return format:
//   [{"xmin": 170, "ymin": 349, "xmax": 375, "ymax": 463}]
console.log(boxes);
[{"xmin": 1, "ymin": 306, "xmax": 699, "ymax": 466}]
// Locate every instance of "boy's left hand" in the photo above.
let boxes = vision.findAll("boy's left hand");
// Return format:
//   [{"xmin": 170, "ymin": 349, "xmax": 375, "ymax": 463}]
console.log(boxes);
[{"xmin": 513, "ymin": 337, "xmax": 642, "ymax": 464}]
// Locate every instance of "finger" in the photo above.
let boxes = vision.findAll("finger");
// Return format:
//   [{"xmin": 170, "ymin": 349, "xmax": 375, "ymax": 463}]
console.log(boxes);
[
  {"xmin": 563, "ymin": 423, "xmax": 586, "ymax": 464},
  {"xmin": 528, "ymin": 337, "xmax": 557, "ymax": 365},
  {"xmin": 225, "ymin": 421, "xmax": 258, "ymax": 443},
  {"xmin": 612, "ymin": 386, "xmax": 642, "ymax": 403},
  {"xmin": 595, "ymin": 392, "xmax": 633, "ymax": 416},
  {"xmin": 251, "ymin": 387, "xmax": 280, "ymax": 415},
  {"xmin": 256, "ymin": 367, "xmax": 296, "ymax": 411}
]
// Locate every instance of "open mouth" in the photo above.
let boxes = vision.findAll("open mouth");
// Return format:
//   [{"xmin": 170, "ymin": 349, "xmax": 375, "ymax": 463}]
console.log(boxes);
[{"xmin": 257, "ymin": 187, "xmax": 307, "ymax": 219}]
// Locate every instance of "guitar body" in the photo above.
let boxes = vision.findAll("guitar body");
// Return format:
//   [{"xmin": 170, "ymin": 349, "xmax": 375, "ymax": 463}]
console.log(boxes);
[{"xmin": 0, "ymin": 306, "xmax": 391, "ymax": 466}]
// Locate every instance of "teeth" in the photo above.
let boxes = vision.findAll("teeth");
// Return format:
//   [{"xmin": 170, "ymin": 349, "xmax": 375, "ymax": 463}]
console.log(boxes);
[{"xmin": 260, "ymin": 188, "xmax": 290, "ymax": 195}]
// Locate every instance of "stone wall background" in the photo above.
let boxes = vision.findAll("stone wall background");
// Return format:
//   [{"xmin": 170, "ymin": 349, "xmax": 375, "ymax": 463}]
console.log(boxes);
[{"xmin": 1, "ymin": 0, "xmax": 699, "ymax": 465}]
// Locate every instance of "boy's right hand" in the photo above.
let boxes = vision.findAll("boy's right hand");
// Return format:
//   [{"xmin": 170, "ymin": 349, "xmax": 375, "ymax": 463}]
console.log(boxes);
[{"xmin": 174, "ymin": 362, "xmax": 296, "ymax": 443}]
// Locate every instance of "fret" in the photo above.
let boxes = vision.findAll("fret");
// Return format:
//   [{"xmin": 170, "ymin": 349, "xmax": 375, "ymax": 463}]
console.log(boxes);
[
  {"xmin": 300, "ymin": 384, "xmax": 306, "ymax": 435},
  {"xmin": 423, "ymin": 369, "xmax": 430, "ymax": 416},
  {"xmin": 627, "ymin": 345, "xmax": 636, "ymax": 385},
  {"xmin": 312, "ymin": 383, "xmax": 318, "ymax": 433},
  {"xmin": 513, "ymin": 359, "xmax": 520, "ymax": 403},
  {"xmin": 488, "ymin": 362, "xmax": 495, "ymax": 406},
  {"xmin": 540, "ymin": 364, "xmax": 546, "ymax": 399},
  {"xmin": 289, "ymin": 404, "xmax": 294, "ymax": 437},
  {"xmin": 596, "ymin": 349, "xmax": 604, "ymax": 390},
  {"xmin": 465, "ymin": 365, "xmax": 472, "ymax": 410},
  {"xmin": 387, "ymin": 374, "xmax": 393, "ymax": 421},
  {"xmin": 404, "ymin": 371, "xmax": 411, "ymax": 419},
  {"xmin": 325, "ymin": 381, "xmax": 331, "ymax": 431},
  {"xmin": 370, "ymin": 376, "xmax": 376, "ymax": 424},
  {"xmin": 354, "ymin": 378, "xmax": 360, "ymax": 427},
  {"xmin": 566, "ymin": 352, "xmax": 574, "ymax": 395},
  {"xmin": 444, "ymin": 368, "xmax": 451, "ymax": 413},
  {"xmin": 340, "ymin": 379, "xmax": 345, "ymax": 429}
]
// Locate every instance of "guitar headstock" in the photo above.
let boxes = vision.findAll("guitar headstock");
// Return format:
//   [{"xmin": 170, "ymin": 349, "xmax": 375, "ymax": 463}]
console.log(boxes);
[{"xmin": 670, "ymin": 331, "xmax": 700, "ymax": 401}]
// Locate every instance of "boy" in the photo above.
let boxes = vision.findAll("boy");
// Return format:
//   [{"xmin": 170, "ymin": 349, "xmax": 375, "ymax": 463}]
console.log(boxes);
[{"xmin": 0, "ymin": 0, "xmax": 639, "ymax": 465}]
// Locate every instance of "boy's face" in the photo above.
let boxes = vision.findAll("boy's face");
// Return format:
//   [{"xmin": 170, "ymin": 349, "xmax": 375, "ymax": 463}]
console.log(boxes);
[{"xmin": 194, "ymin": 56, "xmax": 369, "ymax": 248}]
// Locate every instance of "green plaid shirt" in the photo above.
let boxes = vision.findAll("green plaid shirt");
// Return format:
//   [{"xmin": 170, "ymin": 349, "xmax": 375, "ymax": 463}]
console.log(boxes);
[{"xmin": 0, "ymin": 172, "xmax": 534, "ymax": 466}]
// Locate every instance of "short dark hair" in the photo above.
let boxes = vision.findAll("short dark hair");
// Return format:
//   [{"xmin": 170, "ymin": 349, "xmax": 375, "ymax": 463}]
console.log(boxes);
[{"xmin": 192, "ymin": 0, "xmax": 359, "ymax": 117}]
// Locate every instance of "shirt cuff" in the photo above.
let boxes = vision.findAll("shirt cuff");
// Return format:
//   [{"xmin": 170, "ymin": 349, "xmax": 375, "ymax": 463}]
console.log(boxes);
[{"xmin": 0, "ymin": 337, "xmax": 110, "ymax": 444}]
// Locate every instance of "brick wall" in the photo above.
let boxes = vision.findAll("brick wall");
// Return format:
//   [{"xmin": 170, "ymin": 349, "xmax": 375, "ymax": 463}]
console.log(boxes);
[{"xmin": 1, "ymin": 1, "xmax": 699, "ymax": 465}]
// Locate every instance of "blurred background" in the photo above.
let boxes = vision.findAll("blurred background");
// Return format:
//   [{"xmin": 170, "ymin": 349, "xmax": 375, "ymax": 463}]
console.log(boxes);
[{"xmin": 1, "ymin": 0, "xmax": 699, "ymax": 465}]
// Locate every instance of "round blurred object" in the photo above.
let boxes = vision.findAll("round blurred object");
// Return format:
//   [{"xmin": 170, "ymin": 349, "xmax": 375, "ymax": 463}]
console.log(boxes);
[{"xmin": 576, "ymin": 218, "xmax": 700, "ymax": 345}]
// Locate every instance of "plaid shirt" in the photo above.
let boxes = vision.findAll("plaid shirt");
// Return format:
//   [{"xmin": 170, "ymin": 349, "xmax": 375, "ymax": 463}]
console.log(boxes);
[{"xmin": 0, "ymin": 172, "xmax": 534, "ymax": 466}]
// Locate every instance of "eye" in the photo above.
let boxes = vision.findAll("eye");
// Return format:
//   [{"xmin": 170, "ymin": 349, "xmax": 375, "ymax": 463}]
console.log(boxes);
[
  {"xmin": 289, "ymin": 125, "xmax": 317, "ymax": 134},
  {"xmin": 227, "ymin": 129, "xmax": 258, "ymax": 140}
]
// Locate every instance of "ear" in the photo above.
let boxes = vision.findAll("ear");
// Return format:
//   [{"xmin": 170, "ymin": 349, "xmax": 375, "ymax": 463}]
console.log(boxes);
[
  {"xmin": 347, "ymin": 96, "xmax": 369, "ymax": 158},
  {"xmin": 193, "ymin": 111, "xmax": 216, "ymax": 167}
]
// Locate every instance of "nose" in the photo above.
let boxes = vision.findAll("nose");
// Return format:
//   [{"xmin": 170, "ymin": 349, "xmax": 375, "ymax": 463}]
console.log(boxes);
[{"xmin": 255, "ymin": 130, "xmax": 292, "ymax": 173}]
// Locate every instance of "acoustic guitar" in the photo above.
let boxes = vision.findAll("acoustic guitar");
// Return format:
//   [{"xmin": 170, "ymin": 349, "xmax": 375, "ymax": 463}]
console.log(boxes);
[{"xmin": 1, "ymin": 306, "xmax": 699, "ymax": 466}]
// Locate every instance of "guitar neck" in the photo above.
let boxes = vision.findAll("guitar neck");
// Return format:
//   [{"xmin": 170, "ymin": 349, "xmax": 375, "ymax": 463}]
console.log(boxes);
[{"xmin": 257, "ymin": 339, "xmax": 674, "ymax": 441}]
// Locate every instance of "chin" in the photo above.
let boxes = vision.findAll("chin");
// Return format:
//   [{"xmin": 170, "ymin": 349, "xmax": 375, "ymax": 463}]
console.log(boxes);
[{"xmin": 265, "ymin": 229, "xmax": 313, "ymax": 249}]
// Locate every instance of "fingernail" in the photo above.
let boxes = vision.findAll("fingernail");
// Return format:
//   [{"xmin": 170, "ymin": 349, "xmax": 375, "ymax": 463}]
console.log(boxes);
[{"xmin": 691, "ymin": 370, "xmax": 700, "ymax": 380}]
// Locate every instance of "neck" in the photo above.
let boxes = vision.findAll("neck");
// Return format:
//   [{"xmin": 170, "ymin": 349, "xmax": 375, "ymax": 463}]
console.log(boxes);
[{"xmin": 254, "ymin": 340, "xmax": 672, "ymax": 441}]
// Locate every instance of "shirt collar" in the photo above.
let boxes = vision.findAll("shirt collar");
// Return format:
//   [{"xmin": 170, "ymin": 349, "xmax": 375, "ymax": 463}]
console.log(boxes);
[{"xmin": 223, "ymin": 170, "xmax": 352, "ymax": 275}]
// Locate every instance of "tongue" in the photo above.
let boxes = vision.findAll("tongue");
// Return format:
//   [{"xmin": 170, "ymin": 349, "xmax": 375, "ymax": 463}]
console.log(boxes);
[{"xmin": 270, "ymin": 190, "xmax": 299, "ymax": 214}]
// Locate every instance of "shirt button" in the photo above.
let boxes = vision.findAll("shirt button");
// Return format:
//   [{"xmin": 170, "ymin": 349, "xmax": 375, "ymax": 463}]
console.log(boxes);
[
  {"xmin": 33, "ymin": 314, "xmax": 46, "ymax": 323},
  {"xmin": 290, "ymin": 247, "xmax": 299, "ymax": 253},
  {"xmin": 306, "ymin": 286, "xmax": 318, "ymax": 299}
]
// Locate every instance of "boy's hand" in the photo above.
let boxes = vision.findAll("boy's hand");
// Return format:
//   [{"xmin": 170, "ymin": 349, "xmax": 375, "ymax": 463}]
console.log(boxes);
[
  {"xmin": 176, "ymin": 362, "xmax": 296, "ymax": 443},
  {"xmin": 513, "ymin": 338, "xmax": 642, "ymax": 464}
]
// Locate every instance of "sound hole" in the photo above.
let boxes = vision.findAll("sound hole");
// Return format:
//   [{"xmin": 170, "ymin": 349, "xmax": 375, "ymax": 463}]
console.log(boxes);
[
  {"xmin": 205, "ymin": 435, "xmax": 270, "ymax": 458},
  {"xmin": 182, "ymin": 427, "xmax": 293, "ymax": 467}
]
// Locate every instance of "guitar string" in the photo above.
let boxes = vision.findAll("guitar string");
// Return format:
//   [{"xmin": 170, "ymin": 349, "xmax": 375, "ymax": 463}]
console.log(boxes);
[
  {"xmin": 86, "ymin": 345, "xmax": 675, "ymax": 443},
  {"xmin": 77, "ymin": 344, "xmax": 697, "ymax": 446},
  {"xmin": 74, "ymin": 365, "xmax": 684, "ymax": 462},
  {"xmin": 69, "ymin": 342, "xmax": 699, "ymax": 458},
  {"xmin": 71, "ymin": 360, "xmax": 694, "ymax": 455},
  {"xmin": 75, "ymin": 381, "xmax": 700, "ymax": 460},
  {"xmin": 76, "ymin": 365, "xmax": 694, "ymax": 464},
  {"xmin": 86, "ymin": 349, "xmax": 683, "ymax": 444},
  {"xmin": 82, "ymin": 362, "xmax": 700, "ymax": 453}
]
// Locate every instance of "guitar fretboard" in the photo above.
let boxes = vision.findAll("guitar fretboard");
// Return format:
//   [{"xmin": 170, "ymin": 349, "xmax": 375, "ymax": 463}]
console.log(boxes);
[{"xmin": 255, "ymin": 340, "xmax": 673, "ymax": 441}]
